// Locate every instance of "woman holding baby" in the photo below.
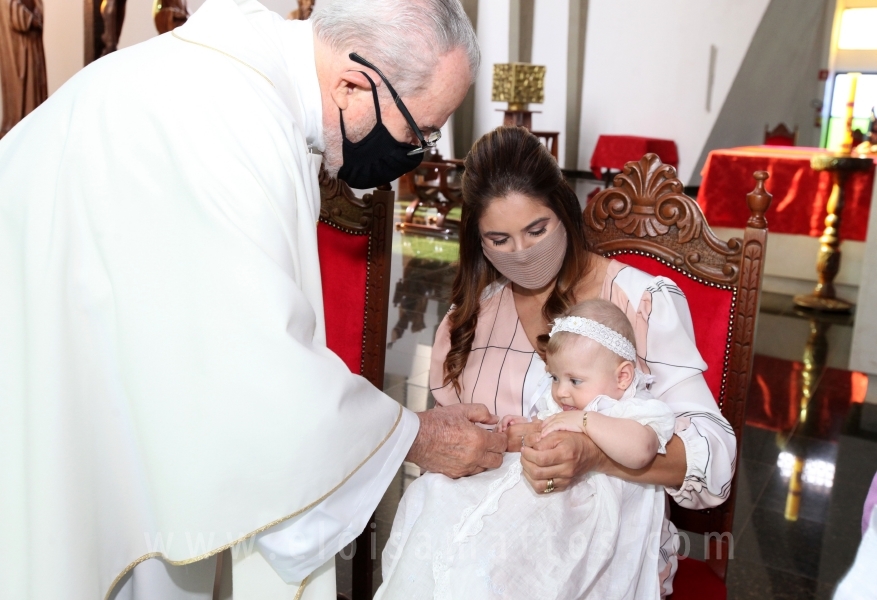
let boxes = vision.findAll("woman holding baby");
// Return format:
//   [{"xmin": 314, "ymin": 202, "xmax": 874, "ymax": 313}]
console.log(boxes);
[{"xmin": 377, "ymin": 126, "xmax": 735, "ymax": 599}]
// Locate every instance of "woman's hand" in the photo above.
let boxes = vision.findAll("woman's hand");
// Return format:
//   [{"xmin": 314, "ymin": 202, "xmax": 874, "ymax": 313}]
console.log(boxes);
[
  {"xmin": 505, "ymin": 420, "xmax": 543, "ymax": 452},
  {"xmin": 520, "ymin": 431, "xmax": 688, "ymax": 492},
  {"xmin": 520, "ymin": 430, "xmax": 604, "ymax": 493}
]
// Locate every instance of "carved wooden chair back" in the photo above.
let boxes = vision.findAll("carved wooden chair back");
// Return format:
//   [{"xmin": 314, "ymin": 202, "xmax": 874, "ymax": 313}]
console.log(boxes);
[
  {"xmin": 583, "ymin": 154, "xmax": 773, "ymax": 585},
  {"xmin": 764, "ymin": 122, "xmax": 798, "ymax": 146},
  {"xmin": 317, "ymin": 170, "xmax": 394, "ymax": 599}
]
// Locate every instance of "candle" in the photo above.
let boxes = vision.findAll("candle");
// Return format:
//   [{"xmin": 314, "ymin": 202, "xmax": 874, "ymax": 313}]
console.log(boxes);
[{"xmin": 841, "ymin": 72, "xmax": 860, "ymax": 154}]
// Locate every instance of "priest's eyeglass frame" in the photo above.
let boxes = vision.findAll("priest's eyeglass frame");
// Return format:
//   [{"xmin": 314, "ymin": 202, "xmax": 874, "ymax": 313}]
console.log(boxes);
[{"xmin": 349, "ymin": 52, "xmax": 441, "ymax": 155}]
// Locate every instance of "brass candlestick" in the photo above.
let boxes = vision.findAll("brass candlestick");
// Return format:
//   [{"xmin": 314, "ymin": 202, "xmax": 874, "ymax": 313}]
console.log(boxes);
[
  {"xmin": 491, "ymin": 63, "xmax": 546, "ymax": 130},
  {"xmin": 793, "ymin": 154, "xmax": 872, "ymax": 312}
]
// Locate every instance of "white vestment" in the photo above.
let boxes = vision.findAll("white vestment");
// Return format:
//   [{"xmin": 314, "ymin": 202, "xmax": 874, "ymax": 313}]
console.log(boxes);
[{"xmin": 0, "ymin": 1, "xmax": 419, "ymax": 599}]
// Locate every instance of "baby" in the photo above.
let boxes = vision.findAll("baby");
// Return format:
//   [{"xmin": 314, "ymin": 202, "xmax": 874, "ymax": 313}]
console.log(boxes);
[
  {"xmin": 500, "ymin": 298, "xmax": 667, "ymax": 472},
  {"xmin": 376, "ymin": 300, "xmax": 676, "ymax": 600}
]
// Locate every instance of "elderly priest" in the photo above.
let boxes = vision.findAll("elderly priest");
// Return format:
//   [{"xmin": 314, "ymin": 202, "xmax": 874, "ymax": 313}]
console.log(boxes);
[{"xmin": 0, "ymin": 0, "xmax": 504, "ymax": 599}]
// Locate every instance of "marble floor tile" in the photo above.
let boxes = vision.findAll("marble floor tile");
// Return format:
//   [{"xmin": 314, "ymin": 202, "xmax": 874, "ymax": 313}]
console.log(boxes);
[
  {"xmin": 754, "ymin": 435, "xmax": 838, "ymax": 525},
  {"xmin": 739, "ymin": 424, "xmax": 796, "ymax": 466},
  {"xmin": 734, "ymin": 507, "xmax": 826, "ymax": 579},
  {"xmin": 732, "ymin": 458, "xmax": 776, "ymax": 537},
  {"xmin": 726, "ymin": 558, "xmax": 824, "ymax": 600}
]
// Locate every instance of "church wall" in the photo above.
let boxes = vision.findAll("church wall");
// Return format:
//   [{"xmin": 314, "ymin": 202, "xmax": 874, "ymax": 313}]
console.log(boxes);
[
  {"xmin": 528, "ymin": 0, "xmax": 570, "ymax": 166},
  {"xmin": 43, "ymin": 0, "xmax": 85, "ymax": 95},
  {"xmin": 851, "ymin": 183, "xmax": 877, "ymax": 378},
  {"xmin": 117, "ymin": 0, "xmax": 164, "ymax": 50},
  {"xmin": 689, "ymin": 0, "xmax": 832, "ymax": 185},
  {"xmin": 472, "ymin": 0, "xmax": 511, "ymax": 142},
  {"xmin": 468, "ymin": 0, "xmax": 572, "ymax": 163},
  {"xmin": 576, "ymin": 0, "xmax": 771, "ymax": 181},
  {"xmin": 839, "ymin": 1, "xmax": 877, "ymax": 382}
]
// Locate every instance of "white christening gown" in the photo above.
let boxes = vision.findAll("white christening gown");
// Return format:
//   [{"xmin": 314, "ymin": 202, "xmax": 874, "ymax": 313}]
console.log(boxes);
[{"xmin": 375, "ymin": 371, "xmax": 675, "ymax": 600}]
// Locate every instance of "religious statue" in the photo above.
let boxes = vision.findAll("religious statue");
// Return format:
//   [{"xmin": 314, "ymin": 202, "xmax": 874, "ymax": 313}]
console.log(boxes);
[
  {"xmin": 0, "ymin": 0, "xmax": 48, "ymax": 138},
  {"xmin": 287, "ymin": 0, "xmax": 314, "ymax": 20},
  {"xmin": 100, "ymin": 0, "xmax": 127, "ymax": 56},
  {"xmin": 153, "ymin": 0, "xmax": 189, "ymax": 34}
]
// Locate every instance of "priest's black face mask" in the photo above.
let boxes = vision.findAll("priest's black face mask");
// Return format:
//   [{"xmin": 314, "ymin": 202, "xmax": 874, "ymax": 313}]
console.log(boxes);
[{"xmin": 336, "ymin": 71, "xmax": 424, "ymax": 189}]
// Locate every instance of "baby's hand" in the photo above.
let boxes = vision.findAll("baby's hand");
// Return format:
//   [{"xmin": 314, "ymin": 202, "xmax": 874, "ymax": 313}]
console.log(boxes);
[
  {"xmin": 540, "ymin": 410, "xmax": 585, "ymax": 439},
  {"xmin": 496, "ymin": 414, "xmax": 529, "ymax": 433}
]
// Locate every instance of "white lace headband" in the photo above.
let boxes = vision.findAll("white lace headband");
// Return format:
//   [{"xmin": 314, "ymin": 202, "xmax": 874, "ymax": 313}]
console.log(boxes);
[{"xmin": 549, "ymin": 316, "xmax": 637, "ymax": 362}]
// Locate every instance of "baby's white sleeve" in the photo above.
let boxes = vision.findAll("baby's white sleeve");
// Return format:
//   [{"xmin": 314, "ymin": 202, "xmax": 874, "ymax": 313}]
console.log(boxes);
[{"xmin": 601, "ymin": 397, "xmax": 677, "ymax": 454}]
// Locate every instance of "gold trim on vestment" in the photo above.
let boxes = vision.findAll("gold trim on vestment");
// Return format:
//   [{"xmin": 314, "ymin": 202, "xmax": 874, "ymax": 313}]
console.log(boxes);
[
  {"xmin": 104, "ymin": 404, "xmax": 404, "ymax": 600},
  {"xmin": 293, "ymin": 574, "xmax": 310, "ymax": 600},
  {"xmin": 170, "ymin": 30, "xmax": 276, "ymax": 89}
]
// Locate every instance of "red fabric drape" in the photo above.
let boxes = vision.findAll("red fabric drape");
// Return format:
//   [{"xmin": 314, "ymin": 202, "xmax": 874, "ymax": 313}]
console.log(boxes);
[
  {"xmin": 590, "ymin": 135, "xmax": 679, "ymax": 175},
  {"xmin": 698, "ymin": 146, "xmax": 876, "ymax": 241}
]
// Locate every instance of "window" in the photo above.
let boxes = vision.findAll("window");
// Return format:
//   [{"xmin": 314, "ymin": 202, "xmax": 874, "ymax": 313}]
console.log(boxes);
[
  {"xmin": 824, "ymin": 72, "xmax": 877, "ymax": 149},
  {"xmin": 838, "ymin": 8, "xmax": 877, "ymax": 50}
]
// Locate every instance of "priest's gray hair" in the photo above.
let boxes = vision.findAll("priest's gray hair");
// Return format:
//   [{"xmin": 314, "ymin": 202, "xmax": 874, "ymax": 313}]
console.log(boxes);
[{"xmin": 311, "ymin": 0, "xmax": 480, "ymax": 97}]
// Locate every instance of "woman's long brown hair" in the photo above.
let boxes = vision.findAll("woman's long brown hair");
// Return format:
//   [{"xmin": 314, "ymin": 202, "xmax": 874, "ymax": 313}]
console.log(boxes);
[{"xmin": 444, "ymin": 126, "xmax": 591, "ymax": 392}]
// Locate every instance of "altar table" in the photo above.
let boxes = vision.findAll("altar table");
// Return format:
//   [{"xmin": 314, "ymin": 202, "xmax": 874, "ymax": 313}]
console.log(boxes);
[
  {"xmin": 698, "ymin": 146, "xmax": 876, "ymax": 242},
  {"xmin": 590, "ymin": 135, "xmax": 679, "ymax": 175}
]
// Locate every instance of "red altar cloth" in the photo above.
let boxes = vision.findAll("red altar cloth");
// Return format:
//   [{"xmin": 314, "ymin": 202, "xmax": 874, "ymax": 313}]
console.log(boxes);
[
  {"xmin": 698, "ymin": 146, "xmax": 876, "ymax": 242},
  {"xmin": 590, "ymin": 135, "xmax": 679, "ymax": 175}
]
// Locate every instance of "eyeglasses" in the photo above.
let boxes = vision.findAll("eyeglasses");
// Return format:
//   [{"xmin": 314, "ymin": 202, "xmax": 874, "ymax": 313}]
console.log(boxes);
[{"xmin": 349, "ymin": 52, "xmax": 441, "ymax": 156}]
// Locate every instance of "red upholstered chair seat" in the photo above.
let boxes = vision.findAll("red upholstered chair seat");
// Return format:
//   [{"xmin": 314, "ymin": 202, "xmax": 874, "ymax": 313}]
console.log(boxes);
[
  {"xmin": 612, "ymin": 253, "xmax": 735, "ymax": 403},
  {"xmin": 317, "ymin": 222, "xmax": 369, "ymax": 374},
  {"xmin": 673, "ymin": 558, "xmax": 727, "ymax": 600}
]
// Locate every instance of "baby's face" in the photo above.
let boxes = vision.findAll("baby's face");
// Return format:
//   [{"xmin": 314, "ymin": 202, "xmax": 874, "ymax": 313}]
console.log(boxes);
[{"xmin": 546, "ymin": 336, "xmax": 624, "ymax": 410}]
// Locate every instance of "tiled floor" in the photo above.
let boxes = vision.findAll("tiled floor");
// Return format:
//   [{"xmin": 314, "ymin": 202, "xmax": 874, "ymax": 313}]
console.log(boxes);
[{"xmin": 335, "ymin": 211, "xmax": 877, "ymax": 599}]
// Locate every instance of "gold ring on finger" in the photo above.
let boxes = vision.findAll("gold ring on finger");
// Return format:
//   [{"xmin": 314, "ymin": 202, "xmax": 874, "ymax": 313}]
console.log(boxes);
[{"xmin": 543, "ymin": 478, "xmax": 555, "ymax": 494}]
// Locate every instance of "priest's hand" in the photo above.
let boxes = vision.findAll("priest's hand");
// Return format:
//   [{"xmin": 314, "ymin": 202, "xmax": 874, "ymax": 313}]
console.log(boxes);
[{"xmin": 407, "ymin": 404, "xmax": 507, "ymax": 478}]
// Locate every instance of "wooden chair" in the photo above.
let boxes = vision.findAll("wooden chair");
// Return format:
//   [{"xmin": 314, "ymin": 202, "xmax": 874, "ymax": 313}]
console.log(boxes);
[
  {"xmin": 317, "ymin": 169, "xmax": 395, "ymax": 599},
  {"xmin": 764, "ymin": 122, "xmax": 798, "ymax": 146},
  {"xmin": 530, "ymin": 130, "xmax": 560, "ymax": 160},
  {"xmin": 583, "ymin": 154, "xmax": 773, "ymax": 599},
  {"xmin": 397, "ymin": 154, "xmax": 465, "ymax": 237}
]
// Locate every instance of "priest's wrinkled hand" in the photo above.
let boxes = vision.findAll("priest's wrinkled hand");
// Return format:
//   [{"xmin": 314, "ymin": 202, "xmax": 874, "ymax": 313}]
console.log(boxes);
[{"xmin": 407, "ymin": 404, "xmax": 507, "ymax": 478}]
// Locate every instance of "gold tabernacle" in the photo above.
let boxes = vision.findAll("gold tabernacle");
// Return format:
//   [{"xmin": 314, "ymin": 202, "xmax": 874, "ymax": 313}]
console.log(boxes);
[{"xmin": 491, "ymin": 63, "xmax": 546, "ymax": 111}]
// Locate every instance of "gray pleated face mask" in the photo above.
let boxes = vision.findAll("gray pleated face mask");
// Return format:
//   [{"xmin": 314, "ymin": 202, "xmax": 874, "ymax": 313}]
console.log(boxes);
[{"xmin": 481, "ymin": 222, "xmax": 568, "ymax": 290}]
